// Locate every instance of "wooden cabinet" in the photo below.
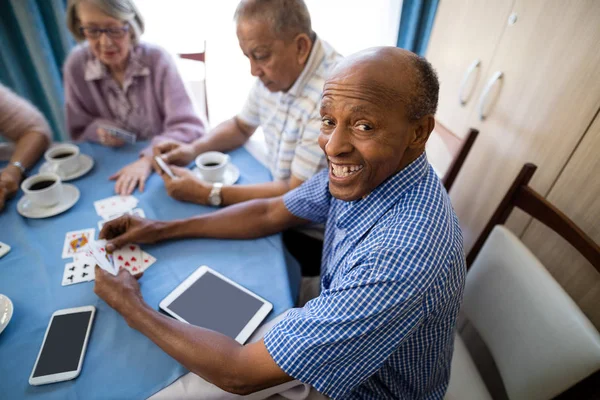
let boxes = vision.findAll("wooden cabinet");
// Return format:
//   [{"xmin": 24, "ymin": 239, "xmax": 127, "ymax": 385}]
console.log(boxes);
[
  {"xmin": 427, "ymin": 0, "xmax": 515, "ymax": 138},
  {"xmin": 520, "ymin": 113, "xmax": 600, "ymax": 327},
  {"xmin": 427, "ymin": 0, "xmax": 600, "ymax": 253}
]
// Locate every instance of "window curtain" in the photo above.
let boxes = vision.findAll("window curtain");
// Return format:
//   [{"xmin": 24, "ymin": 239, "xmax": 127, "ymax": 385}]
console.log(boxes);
[
  {"xmin": 0, "ymin": 0, "xmax": 74, "ymax": 142},
  {"xmin": 396, "ymin": 0, "xmax": 440, "ymax": 56}
]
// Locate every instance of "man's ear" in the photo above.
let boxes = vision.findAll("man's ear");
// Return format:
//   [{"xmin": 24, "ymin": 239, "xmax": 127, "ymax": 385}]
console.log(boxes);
[
  {"xmin": 409, "ymin": 115, "xmax": 435, "ymax": 149},
  {"xmin": 294, "ymin": 33, "xmax": 312, "ymax": 65}
]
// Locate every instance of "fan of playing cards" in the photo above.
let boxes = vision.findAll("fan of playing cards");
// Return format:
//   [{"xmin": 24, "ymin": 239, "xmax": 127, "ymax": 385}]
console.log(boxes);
[{"xmin": 60, "ymin": 196, "xmax": 156, "ymax": 286}]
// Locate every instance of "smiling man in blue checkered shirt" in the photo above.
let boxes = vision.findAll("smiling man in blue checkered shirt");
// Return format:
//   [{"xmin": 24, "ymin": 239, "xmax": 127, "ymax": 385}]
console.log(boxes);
[{"xmin": 95, "ymin": 46, "xmax": 466, "ymax": 399}]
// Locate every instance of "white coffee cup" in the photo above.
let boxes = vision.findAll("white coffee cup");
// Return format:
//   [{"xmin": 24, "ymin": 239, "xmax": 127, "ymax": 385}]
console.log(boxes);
[
  {"xmin": 195, "ymin": 152, "xmax": 230, "ymax": 182},
  {"xmin": 45, "ymin": 143, "xmax": 81, "ymax": 176},
  {"xmin": 21, "ymin": 173, "xmax": 63, "ymax": 208}
]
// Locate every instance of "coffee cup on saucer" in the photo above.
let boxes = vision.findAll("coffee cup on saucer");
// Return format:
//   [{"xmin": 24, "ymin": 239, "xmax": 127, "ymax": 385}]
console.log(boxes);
[
  {"xmin": 195, "ymin": 152, "xmax": 230, "ymax": 182},
  {"xmin": 21, "ymin": 173, "xmax": 63, "ymax": 208},
  {"xmin": 44, "ymin": 144, "xmax": 80, "ymax": 177}
]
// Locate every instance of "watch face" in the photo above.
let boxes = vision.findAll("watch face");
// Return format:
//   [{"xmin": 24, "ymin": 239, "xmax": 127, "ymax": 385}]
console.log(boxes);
[{"xmin": 209, "ymin": 186, "xmax": 222, "ymax": 206}]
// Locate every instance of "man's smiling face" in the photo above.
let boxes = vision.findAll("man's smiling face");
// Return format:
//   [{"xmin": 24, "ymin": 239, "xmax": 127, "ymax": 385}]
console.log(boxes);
[{"xmin": 318, "ymin": 48, "xmax": 433, "ymax": 201}]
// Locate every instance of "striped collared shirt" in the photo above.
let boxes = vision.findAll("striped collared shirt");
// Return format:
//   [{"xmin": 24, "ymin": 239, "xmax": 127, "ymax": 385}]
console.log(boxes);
[
  {"xmin": 264, "ymin": 154, "xmax": 466, "ymax": 399},
  {"xmin": 237, "ymin": 37, "xmax": 342, "ymax": 181}
]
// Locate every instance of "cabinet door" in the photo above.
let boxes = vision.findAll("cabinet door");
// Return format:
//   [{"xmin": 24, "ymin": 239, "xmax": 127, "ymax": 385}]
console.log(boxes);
[
  {"xmin": 426, "ymin": 0, "xmax": 514, "ymax": 137},
  {"xmin": 449, "ymin": 0, "xmax": 600, "ymax": 251},
  {"xmin": 520, "ymin": 112, "xmax": 600, "ymax": 328}
]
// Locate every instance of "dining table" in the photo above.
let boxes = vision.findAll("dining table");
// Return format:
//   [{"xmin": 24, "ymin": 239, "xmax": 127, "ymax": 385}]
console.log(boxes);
[{"xmin": 0, "ymin": 141, "xmax": 300, "ymax": 399}]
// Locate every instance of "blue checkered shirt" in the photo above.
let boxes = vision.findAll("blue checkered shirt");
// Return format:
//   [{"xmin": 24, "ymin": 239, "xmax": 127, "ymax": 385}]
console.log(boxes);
[{"xmin": 264, "ymin": 154, "xmax": 466, "ymax": 399}]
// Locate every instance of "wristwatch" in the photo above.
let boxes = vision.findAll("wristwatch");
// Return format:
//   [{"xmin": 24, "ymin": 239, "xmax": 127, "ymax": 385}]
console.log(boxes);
[
  {"xmin": 208, "ymin": 182, "xmax": 223, "ymax": 206},
  {"xmin": 11, "ymin": 161, "xmax": 26, "ymax": 177}
]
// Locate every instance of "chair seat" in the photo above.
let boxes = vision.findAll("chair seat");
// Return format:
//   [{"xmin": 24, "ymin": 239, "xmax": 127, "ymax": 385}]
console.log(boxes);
[{"xmin": 445, "ymin": 335, "xmax": 492, "ymax": 400}]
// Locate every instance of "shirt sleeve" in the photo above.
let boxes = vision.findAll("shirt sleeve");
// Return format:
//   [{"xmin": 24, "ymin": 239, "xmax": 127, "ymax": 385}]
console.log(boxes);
[
  {"xmin": 283, "ymin": 169, "xmax": 331, "ymax": 223},
  {"xmin": 289, "ymin": 110, "xmax": 327, "ymax": 182},
  {"xmin": 236, "ymin": 79, "xmax": 262, "ymax": 128},
  {"xmin": 0, "ymin": 84, "xmax": 52, "ymax": 142},
  {"xmin": 141, "ymin": 51, "xmax": 206, "ymax": 157},
  {"xmin": 263, "ymin": 242, "xmax": 438, "ymax": 399}
]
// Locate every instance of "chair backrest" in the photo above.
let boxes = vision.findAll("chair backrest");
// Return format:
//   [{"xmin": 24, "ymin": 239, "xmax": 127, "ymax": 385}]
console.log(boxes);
[
  {"xmin": 179, "ymin": 40, "xmax": 209, "ymax": 122},
  {"xmin": 431, "ymin": 120, "xmax": 479, "ymax": 192},
  {"xmin": 466, "ymin": 163, "xmax": 600, "ymax": 269},
  {"xmin": 464, "ymin": 226, "xmax": 600, "ymax": 400},
  {"xmin": 464, "ymin": 163, "xmax": 600, "ymax": 399}
]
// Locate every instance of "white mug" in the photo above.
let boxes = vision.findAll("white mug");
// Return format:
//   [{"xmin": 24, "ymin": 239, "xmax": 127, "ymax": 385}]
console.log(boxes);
[
  {"xmin": 44, "ymin": 144, "xmax": 80, "ymax": 176},
  {"xmin": 195, "ymin": 152, "xmax": 230, "ymax": 182},
  {"xmin": 21, "ymin": 173, "xmax": 63, "ymax": 208}
]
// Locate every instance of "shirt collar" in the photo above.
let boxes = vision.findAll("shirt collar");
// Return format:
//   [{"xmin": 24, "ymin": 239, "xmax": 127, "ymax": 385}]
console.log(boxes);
[
  {"xmin": 284, "ymin": 36, "xmax": 324, "ymax": 99},
  {"xmin": 336, "ymin": 153, "xmax": 430, "ymax": 230},
  {"xmin": 84, "ymin": 44, "xmax": 150, "ymax": 82}
]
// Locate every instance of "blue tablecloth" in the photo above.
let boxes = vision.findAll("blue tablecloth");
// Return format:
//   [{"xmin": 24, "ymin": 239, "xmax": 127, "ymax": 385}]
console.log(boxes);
[{"xmin": 0, "ymin": 142, "xmax": 300, "ymax": 399}]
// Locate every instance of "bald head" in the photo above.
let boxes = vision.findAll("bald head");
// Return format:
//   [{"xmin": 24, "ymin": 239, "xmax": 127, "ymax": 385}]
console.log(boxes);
[{"xmin": 327, "ymin": 47, "xmax": 439, "ymax": 121}]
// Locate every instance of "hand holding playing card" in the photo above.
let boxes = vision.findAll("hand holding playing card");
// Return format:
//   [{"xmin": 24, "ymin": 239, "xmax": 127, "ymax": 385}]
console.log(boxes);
[
  {"xmin": 97, "ymin": 127, "xmax": 125, "ymax": 147},
  {"xmin": 99, "ymin": 215, "xmax": 163, "ymax": 252},
  {"xmin": 94, "ymin": 265, "xmax": 144, "ymax": 316},
  {"xmin": 154, "ymin": 164, "xmax": 210, "ymax": 205},
  {"xmin": 152, "ymin": 139, "xmax": 196, "ymax": 166}
]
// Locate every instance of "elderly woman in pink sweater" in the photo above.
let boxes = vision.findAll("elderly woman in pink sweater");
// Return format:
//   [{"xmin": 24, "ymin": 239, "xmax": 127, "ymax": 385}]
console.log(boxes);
[
  {"xmin": 0, "ymin": 84, "xmax": 51, "ymax": 212},
  {"xmin": 64, "ymin": 0, "xmax": 205, "ymax": 195}
]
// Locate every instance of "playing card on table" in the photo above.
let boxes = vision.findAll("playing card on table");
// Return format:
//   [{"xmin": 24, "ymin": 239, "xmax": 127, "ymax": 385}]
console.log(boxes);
[
  {"xmin": 62, "ymin": 229, "xmax": 95, "ymax": 259},
  {"xmin": 61, "ymin": 256, "xmax": 95, "ymax": 286},
  {"xmin": 86, "ymin": 239, "xmax": 117, "ymax": 275},
  {"xmin": 94, "ymin": 195, "xmax": 138, "ymax": 218},
  {"xmin": 113, "ymin": 244, "xmax": 143, "ymax": 274}
]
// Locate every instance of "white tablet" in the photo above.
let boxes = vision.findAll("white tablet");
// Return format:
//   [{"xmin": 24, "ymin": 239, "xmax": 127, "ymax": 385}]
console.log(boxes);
[{"xmin": 159, "ymin": 266, "xmax": 273, "ymax": 344}]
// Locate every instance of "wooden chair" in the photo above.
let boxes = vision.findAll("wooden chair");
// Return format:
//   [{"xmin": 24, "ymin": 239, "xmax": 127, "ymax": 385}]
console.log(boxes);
[
  {"xmin": 179, "ymin": 40, "xmax": 209, "ymax": 123},
  {"xmin": 429, "ymin": 120, "xmax": 479, "ymax": 192},
  {"xmin": 445, "ymin": 163, "xmax": 600, "ymax": 400}
]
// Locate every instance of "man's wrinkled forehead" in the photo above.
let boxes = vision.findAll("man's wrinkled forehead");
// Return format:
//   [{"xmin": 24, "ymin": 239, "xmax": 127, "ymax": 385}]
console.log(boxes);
[{"xmin": 321, "ymin": 69, "xmax": 409, "ymax": 111}]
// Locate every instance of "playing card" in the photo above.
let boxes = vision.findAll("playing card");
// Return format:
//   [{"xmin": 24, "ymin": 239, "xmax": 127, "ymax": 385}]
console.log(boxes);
[
  {"xmin": 140, "ymin": 251, "xmax": 156, "ymax": 272},
  {"xmin": 86, "ymin": 239, "xmax": 117, "ymax": 275},
  {"xmin": 0, "ymin": 241, "xmax": 10, "ymax": 259},
  {"xmin": 113, "ymin": 244, "xmax": 143, "ymax": 274},
  {"xmin": 62, "ymin": 229, "xmax": 95, "ymax": 259},
  {"xmin": 98, "ymin": 208, "xmax": 145, "ymax": 231},
  {"xmin": 61, "ymin": 258, "xmax": 95, "ymax": 286},
  {"xmin": 94, "ymin": 196, "xmax": 138, "ymax": 218},
  {"xmin": 104, "ymin": 126, "xmax": 137, "ymax": 144}
]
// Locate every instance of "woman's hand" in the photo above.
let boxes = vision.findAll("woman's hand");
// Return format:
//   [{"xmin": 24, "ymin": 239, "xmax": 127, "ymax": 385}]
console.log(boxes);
[
  {"xmin": 98, "ymin": 127, "xmax": 125, "ymax": 147},
  {"xmin": 110, "ymin": 157, "xmax": 153, "ymax": 195}
]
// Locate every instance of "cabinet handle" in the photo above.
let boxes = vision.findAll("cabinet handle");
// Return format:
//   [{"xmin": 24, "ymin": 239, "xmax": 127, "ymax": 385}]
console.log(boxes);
[
  {"xmin": 478, "ymin": 71, "xmax": 503, "ymax": 121},
  {"xmin": 458, "ymin": 59, "xmax": 481, "ymax": 106}
]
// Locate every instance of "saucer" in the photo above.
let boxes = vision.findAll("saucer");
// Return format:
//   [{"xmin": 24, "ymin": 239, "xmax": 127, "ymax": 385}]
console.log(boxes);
[
  {"xmin": 0, "ymin": 294, "xmax": 13, "ymax": 335},
  {"xmin": 17, "ymin": 184, "xmax": 80, "ymax": 219},
  {"xmin": 193, "ymin": 163, "xmax": 240, "ymax": 185},
  {"xmin": 39, "ymin": 154, "xmax": 94, "ymax": 181}
]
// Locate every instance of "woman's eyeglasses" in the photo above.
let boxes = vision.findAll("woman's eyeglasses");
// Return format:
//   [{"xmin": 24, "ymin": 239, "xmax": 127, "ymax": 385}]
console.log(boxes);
[{"xmin": 79, "ymin": 25, "xmax": 129, "ymax": 40}]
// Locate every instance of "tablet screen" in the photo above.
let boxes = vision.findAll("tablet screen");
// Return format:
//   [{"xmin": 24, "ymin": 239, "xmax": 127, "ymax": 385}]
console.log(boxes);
[
  {"xmin": 167, "ymin": 271, "xmax": 265, "ymax": 339},
  {"xmin": 33, "ymin": 311, "xmax": 92, "ymax": 377}
]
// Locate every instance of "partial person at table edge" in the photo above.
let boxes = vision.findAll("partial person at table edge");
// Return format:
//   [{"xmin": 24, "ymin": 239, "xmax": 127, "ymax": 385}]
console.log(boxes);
[
  {"xmin": 63, "ymin": 0, "xmax": 205, "ymax": 196},
  {"xmin": 94, "ymin": 47, "xmax": 466, "ymax": 399},
  {"xmin": 0, "ymin": 84, "xmax": 51, "ymax": 213},
  {"xmin": 152, "ymin": 0, "xmax": 342, "ymax": 208}
]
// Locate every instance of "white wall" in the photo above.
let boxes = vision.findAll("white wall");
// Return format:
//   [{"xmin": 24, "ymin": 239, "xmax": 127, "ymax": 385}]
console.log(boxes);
[{"xmin": 136, "ymin": 0, "xmax": 402, "ymax": 127}]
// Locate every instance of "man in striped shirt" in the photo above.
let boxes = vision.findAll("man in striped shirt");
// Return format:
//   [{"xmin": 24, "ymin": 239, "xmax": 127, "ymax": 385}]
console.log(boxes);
[
  {"xmin": 96, "ymin": 47, "xmax": 466, "ymax": 399},
  {"xmin": 152, "ymin": 0, "xmax": 342, "ymax": 208}
]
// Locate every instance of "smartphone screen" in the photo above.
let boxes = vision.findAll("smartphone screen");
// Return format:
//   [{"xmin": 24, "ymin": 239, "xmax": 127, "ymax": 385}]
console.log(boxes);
[{"xmin": 32, "ymin": 311, "xmax": 93, "ymax": 378}]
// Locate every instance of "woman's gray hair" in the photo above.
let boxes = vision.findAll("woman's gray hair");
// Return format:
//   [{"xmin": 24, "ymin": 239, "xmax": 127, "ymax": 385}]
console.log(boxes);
[{"xmin": 66, "ymin": 0, "xmax": 145, "ymax": 44}]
